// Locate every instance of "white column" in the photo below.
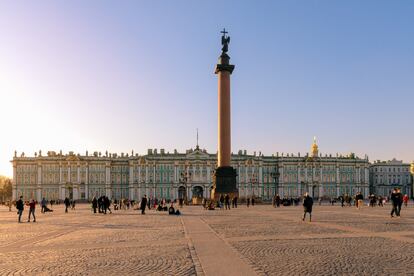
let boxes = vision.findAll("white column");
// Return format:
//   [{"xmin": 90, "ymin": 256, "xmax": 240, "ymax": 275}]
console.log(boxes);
[
  {"xmin": 59, "ymin": 163, "xmax": 63, "ymax": 184},
  {"xmin": 319, "ymin": 166, "xmax": 323, "ymax": 197},
  {"xmin": 138, "ymin": 165, "xmax": 141, "ymax": 183},
  {"xmin": 68, "ymin": 165, "xmax": 71, "ymax": 183},
  {"xmin": 207, "ymin": 166, "xmax": 211, "ymax": 184},
  {"xmin": 85, "ymin": 166, "xmax": 89, "ymax": 200},
  {"xmin": 174, "ymin": 165, "xmax": 178, "ymax": 183},
  {"xmin": 279, "ymin": 166, "xmax": 284, "ymax": 196},
  {"xmin": 129, "ymin": 162, "xmax": 134, "ymax": 200},
  {"xmin": 297, "ymin": 166, "xmax": 301, "ymax": 196},
  {"xmin": 77, "ymin": 164, "xmax": 80, "ymax": 183},
  {"xmin": 105, "ymin": 162, "xmax": 111, "ymax": 198},
  {"xmin": 145, "ymin": 165, "xmax": 149, "ymax": 183},
  {"xmin": 12, "ymin": 163, "xmax": 17, "ymax": 200},
  {"xmin": 35, "ymin": 163, "xmax": 42, "ymax": 201}
]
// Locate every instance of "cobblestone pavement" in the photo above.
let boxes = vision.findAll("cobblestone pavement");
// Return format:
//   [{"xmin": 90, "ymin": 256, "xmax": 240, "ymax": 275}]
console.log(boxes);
[{"xmin": 0, "ymin": 203, "xmax": 413, "ymax": 275}]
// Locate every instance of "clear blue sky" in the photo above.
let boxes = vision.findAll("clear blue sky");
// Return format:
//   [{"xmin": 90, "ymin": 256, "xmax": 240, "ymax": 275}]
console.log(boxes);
[{"xmin": 1, "ymin": 1, "xmax": 413, "ymax": 176}]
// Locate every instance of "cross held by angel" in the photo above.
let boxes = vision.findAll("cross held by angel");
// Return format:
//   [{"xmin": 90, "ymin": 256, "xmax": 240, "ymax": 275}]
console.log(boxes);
[{"xmin": 221, "ymin": 28, "xmax": 230, "ymax": 53}]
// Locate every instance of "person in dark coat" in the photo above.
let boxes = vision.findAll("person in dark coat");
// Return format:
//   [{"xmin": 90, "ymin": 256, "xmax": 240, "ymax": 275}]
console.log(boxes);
[
  {"xmin": 92, "ymin": 197, "xmax": 98, "ymax": 213},
  {"xmin": 16, "ymin": 196, "xmax": 24, "ymax": 223},
  {"xmin": 302, "ymin": 192, "xmax": 314, "ymax": 222},
  {"xmin": 140, "ymin": 195, "xmax": 148, "ymax": 215},
  {"xmin": 275, "ymin": 194, "xmax": 281, "ymax": 207},
  {"xmin": 27, "ymin": 199, "xmax": 36, "ymax": 222},
  {"xmin": 397, "ymin": 188, "xmax": 403, "ymax": 216},
  {"xmin": 64, "ymin": 197, "xmax": 70, "ymax": 213},
  {"xmin": 104, "ymin": 196, "xmax": 112, "ymax": 214},
  {"xmin": 391, "ymin": 188, "xmax": 402, "ymax": 217},
  {"xmin": 224, "ymin": 194, "xmax": 231, "ymax": 210},
  {"xmin": 219, "ymin": 194, "xmax": 225, "ymax": 209}
]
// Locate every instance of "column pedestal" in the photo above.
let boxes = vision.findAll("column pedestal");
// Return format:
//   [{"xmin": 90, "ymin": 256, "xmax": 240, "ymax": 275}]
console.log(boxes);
[{"xmin": 212, "ymin": 166, "xmax": 238, "ymax": 200}]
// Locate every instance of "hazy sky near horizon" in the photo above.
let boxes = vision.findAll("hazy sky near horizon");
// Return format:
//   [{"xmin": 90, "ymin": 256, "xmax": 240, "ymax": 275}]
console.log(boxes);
[{"xmin": 1, "ymin": 1, "xmax": 413, "ymax": 177}]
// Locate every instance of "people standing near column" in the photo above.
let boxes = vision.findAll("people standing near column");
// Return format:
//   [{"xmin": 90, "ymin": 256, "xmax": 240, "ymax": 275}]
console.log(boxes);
[
  {"xmin": 247, "ymin": 197, "xmax": 250, "ymax": 208},
  {"xmin": 64, "ymin": 197, "xmax": 70, "ymax": 213},
  {"xmin": 302, "ymin": 192, "xmax": 314, "ymax": 222},
  {"xmin": 16, "ymin": 196, "xmax": 24, "ymax": 223},
  {"xmin": 140, "ymin": 195, "xmax": 148, "ymax": 215},
  {"xmin": 251, "ymin": 196, "xmax": 255, "ymax": 206},
  {"xmin": 27, "ymin": 199, "xmax": 36, "ymax": 223},
  {"xmin": 225, "ymin": 194, "xmax": 230, "ymax": 210},
  {"xmin": 234, "ymin": 195, "xmax": 238, "ymax": 208},
  {"xmin": 92, "ymin": 196, "xmax": 98, "ymax": 213},
  {"xmin": 219, "ymin": 194, "xmax": 225, "ymax": 209}
]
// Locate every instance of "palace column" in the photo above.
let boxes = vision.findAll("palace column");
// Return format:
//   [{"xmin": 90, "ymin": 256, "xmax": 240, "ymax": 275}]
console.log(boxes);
[
  {"xmin": 105, "ymin": 161, "xmax": 111, "ymax": 198},
  {"xmin": 36, "ymin": 162, "xmax": 42, "ymax": 202},
  {"xmin": 279, "ymin": 165, "xmax": 284, "ymax": 196},
  {"xmin": 364, "ymin": 166, "xmax": 369, "ymax": 196},
  {"xmin": 336, "ymin": 165, "xmax": 340, "ymax": 197},
  {"xmin": 319, "ymin": 166, "xmax": 323, "ymax": 198},
  {"xmin": 212, "ymin": 29, "xmax": 237, "ymax": 200},
  {"xmin": 259, "ymin": 166, "xmax": 263, "ymax": 197},
  {"xmin": 129, "ymin": 161, "xmax": 134, "ymax": 200},
  {"xmin": 297, "ymin": 166, "xmax": 302, "ymax": 197},
  {"xmin": 59, "ymin": 162, "xmax": 64, "ymax": 200},
  {"xmin": 137, "ymin": 165, "xmax": 141, "ymax": 200},
  {"xmin": 85, "ymin": 164, "xmax": 89, "ymax": 200},
  {"xmin": 74, "ymin": 163, "xmax": 80, "ymax": 200},
  {"xmin": 12, "ymin": 161, "xmax": 17, "ymax": 200}
]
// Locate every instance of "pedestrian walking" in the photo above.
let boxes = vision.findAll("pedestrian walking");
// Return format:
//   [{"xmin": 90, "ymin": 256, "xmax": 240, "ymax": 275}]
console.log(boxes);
[
  {"xmin": 41, "ymin": 197, "xmax": 47, "ymax": 213},
  {"xmin": 64, "ymin": 197, "xmax": 70, "ymax": 213},
  {"xmin": 92, "ymin": 197, "xmax": 98, "ymax": 213},
  {"xmin": 355, "ymin": 192, "xmax": 364, "ymax": 209},
  {"xmin": 225, "ymin": 194, "xmax": 231, "ymax": 210},
  {"xmin": 27, "ymin": 199, "xmax": 36, "ymax": 222},
  {"xmin": 403, "ymin": 194, "xmax": 409, "ymax": 208},
  {"xmin": 391, "ymin": 188, "xmax": 402, "ymax": 218},
  {"xmin": 275, "ymin": 194, "xmax": 281, "ymax": 207},
  {"xmin": 140, "ymin": 195, "xmax": 148, "ymax": 214},
  {"xmin": 247, "ymin": 198, "xmax": 250, "ymax": 208},
  {"xmin": 302, "ymin": 192, "xmax": 313, "ymax": 222},
  {"xmin": 16, "ymin": 196, "xmax": 24, "ymax": 223}
]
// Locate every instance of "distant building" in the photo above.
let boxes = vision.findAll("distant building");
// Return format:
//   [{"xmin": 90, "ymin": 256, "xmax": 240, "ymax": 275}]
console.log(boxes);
[
  {"xmin": 369, "ymin": 159, "xmax": 412, "ymax": 197},
  {"xmin": 11, "ymin": 139, "xmax": 370, "ymax": 202}
]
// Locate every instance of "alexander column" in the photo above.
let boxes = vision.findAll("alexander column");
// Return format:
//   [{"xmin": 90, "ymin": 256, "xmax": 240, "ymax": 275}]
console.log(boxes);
[{"xmin": 211, "ymin": 29, "xmax": 238, "ymax": 200}]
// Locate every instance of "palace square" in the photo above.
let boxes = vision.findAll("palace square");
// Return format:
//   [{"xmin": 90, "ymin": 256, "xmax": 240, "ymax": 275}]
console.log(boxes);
[{"xmin": 0, "ymin": 204, "xmax": 414, "ymax": 275}]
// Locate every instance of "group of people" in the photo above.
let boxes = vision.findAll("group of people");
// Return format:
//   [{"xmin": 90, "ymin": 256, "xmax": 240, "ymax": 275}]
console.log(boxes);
[
  {"xmin": 272, "ymin": 195, "xmax": 302, "ymax": 207},
  {"xmin": 15, "ymin": 196, "xmax": 37, "ymax": 223},
  {"xmin": 12, "ymin": 188, "xmax": 411, "ymax": 223},
  {"xmin": 390, "ymin": 188, "xmax": 407, "ymax": 218},
  {"xmin": 91, "ymin": 196, "xmax": 112, "ymax": 214}
]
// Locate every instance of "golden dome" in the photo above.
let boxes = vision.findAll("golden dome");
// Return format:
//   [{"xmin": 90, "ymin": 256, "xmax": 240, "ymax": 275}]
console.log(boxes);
[
  {"xmin": 311, "ymin": 136, "xmax": 319, "ymax": 157},
  {"xmin": 410, "ymin": 162, "xmax": 414, "ymax": 174}
]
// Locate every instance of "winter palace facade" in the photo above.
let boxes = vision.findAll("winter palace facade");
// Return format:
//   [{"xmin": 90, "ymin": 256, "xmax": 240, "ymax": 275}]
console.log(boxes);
[{"xmin": 12, "ymin": 140, "xmax": 371, "ymax": 202}]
